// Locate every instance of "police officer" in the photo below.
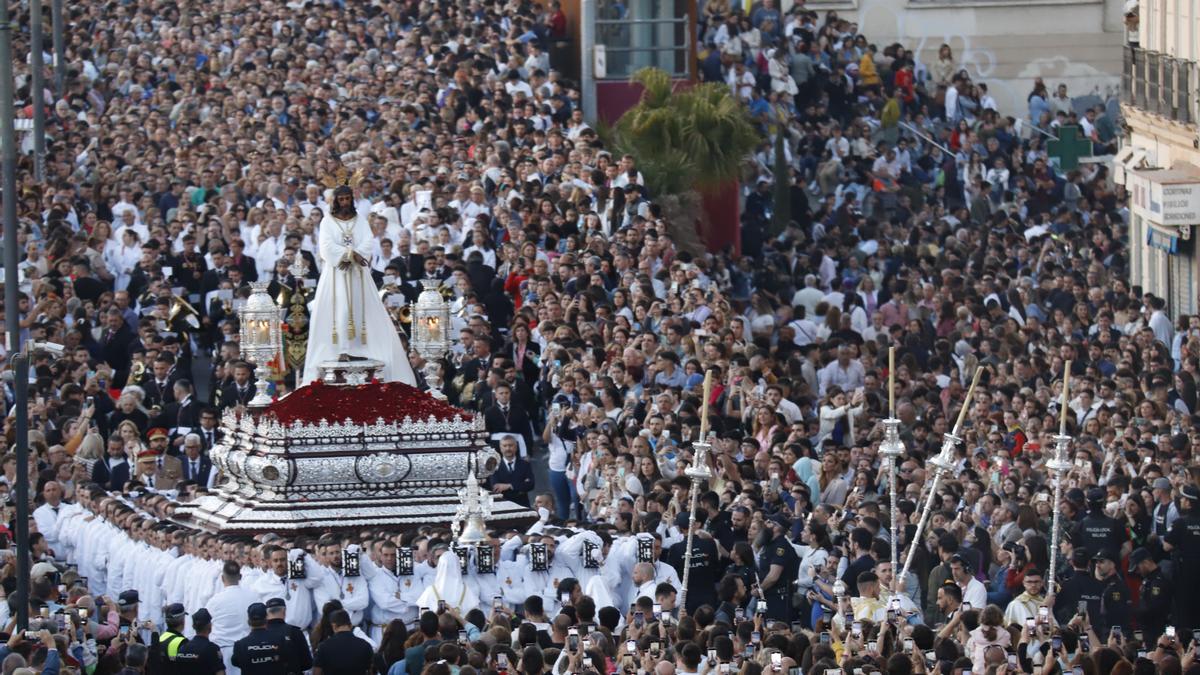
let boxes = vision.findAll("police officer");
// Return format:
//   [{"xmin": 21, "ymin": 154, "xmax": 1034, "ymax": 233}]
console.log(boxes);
[
  {"xmin": 1089, "ymin": 550, "xmax": 1129, "ymax": 639},
  {"xmin": 231, "ymin": 603, "xmax": 288, "ymax": 675},
  {"xmin": 1053, "ymin": 549, "xmax": 1093, "ymax": 625},
  {"xmin": 1165, "ymin": 484, "xmax": 1200, "ymax": 635},
  {"xmin": 175, "ymin": 608, "xmax": 224, "ymax": 675},
  {"xmin": 756, "ymin": 514, "xmax": 798, "ymax": 621},
  {"xmin": 152, "ymin": 603, "xmax": 189, "ymax": 672},
  {"xmin": 1072, "ymin": 487, "xmax": 1127, "ymax": 561},
  {"xmin": 262, "ymin": 597, "xmax": 313, "ymax": 675},
  {"xmin": 1130, "ymin": 547, "xmax": 1171, "ymax": 645}
]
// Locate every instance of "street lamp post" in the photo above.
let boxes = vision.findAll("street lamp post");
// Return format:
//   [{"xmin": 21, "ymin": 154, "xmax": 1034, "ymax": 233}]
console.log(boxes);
[
  {"xmin": 30, "ymin": 0, "xmax": 45, "ymax": 181},
  {"xmin": 1, "ymin": 0, "xmax": 29, "ymax": 631},
  {"xmin": 879, "ymin": 347, "xmax": 904, "ymax": 588}
]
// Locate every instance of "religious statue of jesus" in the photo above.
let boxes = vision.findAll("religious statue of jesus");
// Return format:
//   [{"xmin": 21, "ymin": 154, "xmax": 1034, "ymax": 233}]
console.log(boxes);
[{"xmin": 302, "ymin": 182, "xmax": 417, "ymax": 385}]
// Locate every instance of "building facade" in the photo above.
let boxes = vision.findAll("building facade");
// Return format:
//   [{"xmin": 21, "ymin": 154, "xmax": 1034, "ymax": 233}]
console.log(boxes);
[
  {"xmin": 1117, "ymin": 0, "xmax": 1200, "ymax": 318},
  {"xmin": 787, "ymin": 0, "xmax": 1127, "ymax": 115}
]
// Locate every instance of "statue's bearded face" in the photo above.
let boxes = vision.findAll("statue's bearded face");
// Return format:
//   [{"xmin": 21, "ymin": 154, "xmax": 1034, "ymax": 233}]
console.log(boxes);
[
  {"xmin": 332, "ymin": 189, "xmax": 356, "ymax": 217},
  {"xmin": 336, "ymin": 193, "xmax": 353, "ymax": 208}
]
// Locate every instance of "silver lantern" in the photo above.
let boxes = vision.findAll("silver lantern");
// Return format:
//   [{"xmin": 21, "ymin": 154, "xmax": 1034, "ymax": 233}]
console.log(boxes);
[
  {"xmin": 238, "ymin": 281, "xmax": 284, "ymax": 407},
  {"xmin": 409, "ymin": 279, "xmax": 451, "ymax": 399}
]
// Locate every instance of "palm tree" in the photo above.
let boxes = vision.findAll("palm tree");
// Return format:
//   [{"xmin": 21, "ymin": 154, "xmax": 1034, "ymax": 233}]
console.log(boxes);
[{"xmin": 613, "ymin": 68, "xmax": 761, "ymax": 251}]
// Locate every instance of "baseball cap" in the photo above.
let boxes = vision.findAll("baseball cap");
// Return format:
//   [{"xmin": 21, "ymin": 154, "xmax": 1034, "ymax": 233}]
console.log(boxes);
[
  {"xmin": 265, "ymin": 597, "xmax": 286, "ymax": 610},
  {"xmin": 1152, "ymin": 477, "xmax": 1172, "ymax": 491},
  {"xmin": 192, "ymin": 608, "xmax": 212, "ymax": 629},
  {"xmin": 1092, "ymin": 550, "xmax": 1117, "ymax": 563},
  {"xmin": 31, "ymin": 562, "xmax": 58, "ymax": 580},
  {"xmin": 1085, "ymin": 486, "xmax": 1105, "ymax": 503},
  {"xmin": 118, "ymin": 590, "xmax": 140, "ymax": 608},
  {"xmin": 1129, "ymin": 547, "xmax": 1152, "ymax": 566},
  {"xmin": 246, "ymin": 602, "xmax": 267, "ymax": 622},
  {"xmin": 164, "ymin": 603, "xmax": 187, "ymax": 620}
]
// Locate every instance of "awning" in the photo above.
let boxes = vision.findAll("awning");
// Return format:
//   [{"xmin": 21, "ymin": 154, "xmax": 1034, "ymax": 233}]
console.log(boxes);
[
  {"xmin": 1114, "ymin": 145, "xmax": 1148, "ymax": 184},
  {"xmin": 1147, "ymin": 225, "xmax": 1180, "ymax": 253}
]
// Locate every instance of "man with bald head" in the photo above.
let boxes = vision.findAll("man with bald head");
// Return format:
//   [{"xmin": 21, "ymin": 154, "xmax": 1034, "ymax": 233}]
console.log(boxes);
[
  {"xmin": 631, "ymin": 562, "xmax": 657, "ymax": 605},
  {"xmin": 32, "ymin": 481, "xmax": 68, "ymax": 561}
]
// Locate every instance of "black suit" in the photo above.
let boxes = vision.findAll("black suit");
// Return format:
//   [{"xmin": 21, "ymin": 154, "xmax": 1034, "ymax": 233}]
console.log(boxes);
[
  {"xmin": 196, "ymin": 426, "xmax": 223, "ymax": 452},
  {"xmin": 142, "ymin": 377, "xmax": 177, "ymax": 409},
  {"xmin": 181, "ymin": 455, "xmax": 213, "ymax": 484},
  {"xmin": 229, "ymin": 254, "xmax": 258, "ymax": 282},
  {"xmin": 219, "ymin": 381, "xmax": 256, "ymax": 410},
  {"xmin": 484, "ymin": 403, "xmax": 533, "ymax": 450},
  {"xmin": 157, "ymin": 396, "xmax": 201, "ymax": 432},
  {"xmin": 99, "ymin": 323, "xmax": 137, "ymax": 386},
  {"xmin": 92, "ymin": 459, "xmax": 131, "ymax": 492},
  {"xmin": 486, "ymin": 456, "xmax": 535, "ymax": 506}
]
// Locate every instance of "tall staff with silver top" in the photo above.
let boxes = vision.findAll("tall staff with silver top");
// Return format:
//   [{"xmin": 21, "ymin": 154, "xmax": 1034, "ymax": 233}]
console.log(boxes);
[
  {"xmin": 1046, "ymin": 362, "xmax": 1074, "ymax": 593},
  {"xmin": 679, "ymin": 370, "xmax": 714, "ymax": 614},
  {"xmin": 901, "ymin": 367, "xmax": 981, "ymax": 582},
  {"xmin": 879, "ymin": 347, "xmax": 904, "ymax": 589}
]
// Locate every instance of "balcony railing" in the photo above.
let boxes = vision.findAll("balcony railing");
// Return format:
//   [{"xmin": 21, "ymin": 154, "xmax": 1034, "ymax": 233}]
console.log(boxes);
[{"xmin": 1123, "ymin": 45, "xmax": 1196, "ymax": 125}]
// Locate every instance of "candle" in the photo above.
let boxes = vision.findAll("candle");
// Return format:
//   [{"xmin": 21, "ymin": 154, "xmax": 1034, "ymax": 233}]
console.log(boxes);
[
  {"xmin": 953, "ymin": 367, "xmax": 982, "ymax": 434},
  {"xmin": 699, "ymin": 370, "xmax": 713, "ymax": 440},
  {"xmin": 1059, "ymin": 361, "xmax": 1071, "ymax": 435},
  {"xmin": 888, "ymin": 346, "xmax": 896, "ymax": 417}
]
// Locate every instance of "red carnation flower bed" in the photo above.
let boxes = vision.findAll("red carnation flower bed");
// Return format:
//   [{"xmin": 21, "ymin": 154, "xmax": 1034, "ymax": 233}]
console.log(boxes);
[{"xmin": 266, "ymin": 380, "xmax": 471, "ymax": 426}]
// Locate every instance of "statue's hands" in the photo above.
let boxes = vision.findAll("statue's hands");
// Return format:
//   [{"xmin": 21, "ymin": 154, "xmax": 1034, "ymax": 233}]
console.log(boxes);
[{"xmin": 353, "ymin": 252, "xmax": 369, "ymax": 267}]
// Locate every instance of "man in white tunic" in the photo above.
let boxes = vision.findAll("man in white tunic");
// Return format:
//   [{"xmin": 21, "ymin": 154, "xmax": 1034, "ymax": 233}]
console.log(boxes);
[
  {"xmin": 364, "ymin": 541, "xmax": 414, "ymax": 643},
  {"xmin": 204, "ymin": 560, "xmax": 262, "ymax": 675},
  {"xmin": 253, "ymin": 546, "xmax": 321, "ymax": 630},
  {"xmin": 302, "ymin": 182, "xmax": 416, "ymax": 385},
  {"xmin": 310, "ymin": 538, "xmax": 371, "ymax": 627}
]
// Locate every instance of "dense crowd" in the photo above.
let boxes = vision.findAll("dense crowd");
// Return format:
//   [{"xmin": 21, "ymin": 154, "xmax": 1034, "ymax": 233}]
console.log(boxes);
[{"xmin": 0, "ymin": 0, "xmax": 1198, "ymax": 674}]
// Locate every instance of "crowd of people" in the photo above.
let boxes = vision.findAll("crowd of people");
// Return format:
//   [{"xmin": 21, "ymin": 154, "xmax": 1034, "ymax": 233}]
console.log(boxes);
[{"xmin": 0, "ymin": 0, "xmax": 1198, "ymax": 674}]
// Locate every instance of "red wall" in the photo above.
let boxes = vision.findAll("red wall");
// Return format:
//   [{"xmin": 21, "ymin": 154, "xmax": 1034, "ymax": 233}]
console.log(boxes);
[{"xmin": 594, "ymin": 80, "xmax": 741, "ymax": 254}]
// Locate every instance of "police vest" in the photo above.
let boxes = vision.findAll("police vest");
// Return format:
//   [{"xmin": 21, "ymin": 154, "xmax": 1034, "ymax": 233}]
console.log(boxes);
[{"xmin": 159, "ymin": 630, "xmax": 187, "ymax": 660}]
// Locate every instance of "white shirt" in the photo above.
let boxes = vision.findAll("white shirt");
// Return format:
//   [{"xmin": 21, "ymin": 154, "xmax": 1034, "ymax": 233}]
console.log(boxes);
[
  {"xmin": 204, "ymin": 583, "xmax": 263, "ymax": 647},
  {"xmin": 32, "ymin": 502, "xmax": 64, "ymax": 559},
  {"xmin": 962, "ymin": 577, "xmax": 987, "ymax": 610}
]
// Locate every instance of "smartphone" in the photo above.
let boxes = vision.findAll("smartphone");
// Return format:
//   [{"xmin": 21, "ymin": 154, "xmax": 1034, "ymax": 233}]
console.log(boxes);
[
  {"xmin": 1052, "ymin": 636, "xmax": 1063, "ymax": 652},
  {"xmin": 438, "ymin": 600, "xmax": 447, "ymax": 613},
  {"xmin": 751, "ymin": 631, "xmax": 761, "ymax": 643},
  {"xmin": 851, "ymin": 621, "xmax": 862, "ymax": 637},
  {"xmin": 651, "ymin": 642, "xmax": 661, "ymax": 656},
  {"xmin": 961, "ymin": 602, "xmax": 972, "ymax": 612},
  {"xmin": 23, "ymin": 631, "xmax": 38, "ymax": 641},
  {"xmin": 925, "ymin": 651, "xmax": 937, "ymax": 668},
  {"xmin": 1007, "ymin": 654, "xmax": 1018, "ymax": 668},
  {"xmin": 771, "ymin": 653, "xmax": 782, "ymax": 672},
  {"xmin": 79, "ymin": 608, "xmax": 88, "ymax": 621},
  {"xmin": 628, "ymin": 641, "xmax": 638, "ymax": 654},
  {"xmin": 493, "ymin": 596, "xmax": 503, "ymax": 611},
  {"xmin": 1134, "ymin": 629, "xmax": 1143, "ymax": 645},
  {"xmin": 790, "ymin": 621, "xmax": 802, "ymax": 633},
  {"xmin": 1166, "ymin": 626, "xmax": 1177, "ymax": 641},
  {"xmin": 819, "ymin": 632, "xmax": 831, "ymax": 645},
  {"xmin": 584, "ymin": 658, "xmax": 593, "ymax": 669},
  {"xmin": 498, "ymin": 653, "xmax": 509, "ymax": 671},
  {"xmin": 653, "ymin": 603, "xmax": 662, "ymax": 616},
  {"xmin": 707, "ymin": 649, "xmax": 718, "ymax": 665},
  {"xmin": 568, "ymin": 628, "xmax": 579, "ymax": 652},
  {"xmin": 118, "ymin": 625, "xmax": 130, "ymax": 638},
  {"xmin": 458, "ymin": 630, "xmax": 468, "ymax": 644},
  {"xmin": 583, "ymin": 637, "xmax": 593, "ymax": 651},
  {"xmin": 633, "ymin": 611, "xmax": 644, "ymax": 628},
  {"xmin": 562, "ymin": 592, "xmax": 571, "ymax": 606},
  {"xmin": 1025, "ymin": 618, "xmax": 1036, "ymax": 631},
  {"xmin": 1111, "ymin": 626, "xmax": 1122, "ymax": 641},
  {"xmin": 1037, "ymin": 606, "xmax": 1049, "ymax": 622},
  {"xmin": 1076, "ymin": 600, "xmax": 1087, "ymax": 615},
  {"xmin": 1080, "ymin": 634, "xmax": 1090, "ymax": 653},
  {"xmin": 735, "ymin": 606, "xmax": 745, "ymax": 622},
  {"xmin": 743, "ymin": 644, "xmax": 755, "ymax": 658},
  {"xmin": 903, "ymin": 638, "xmax": 914, "ymax": 654}
]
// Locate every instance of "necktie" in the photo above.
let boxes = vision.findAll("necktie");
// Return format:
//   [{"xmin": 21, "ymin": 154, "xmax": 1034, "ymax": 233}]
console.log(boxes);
[
  {"xmin": 191, "ymin": 461, "xmax": 199, "ymax": 478},
  {"xmin": 507, "ymin": 461, "xmax": 514, "ymax": 473}
]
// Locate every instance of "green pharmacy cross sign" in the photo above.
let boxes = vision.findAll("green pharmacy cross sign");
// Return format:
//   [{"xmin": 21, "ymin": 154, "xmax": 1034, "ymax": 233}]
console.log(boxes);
[{"xmin": 1047, "ymin": 125, "xmax": 1093, "ymax": 172}]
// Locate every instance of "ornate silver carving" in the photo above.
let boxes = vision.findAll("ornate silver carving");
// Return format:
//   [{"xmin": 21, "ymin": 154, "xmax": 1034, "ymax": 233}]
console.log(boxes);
[
  {"xmin": 356, "ymin": 453, "xmax": 413, "ymax": 483},
  {"xmin": 317, "ymin": 359, "xmax": 385, "ymax": 385}
]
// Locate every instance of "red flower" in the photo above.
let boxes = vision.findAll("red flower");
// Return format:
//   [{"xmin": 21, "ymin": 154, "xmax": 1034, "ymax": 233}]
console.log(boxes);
[{"xmin": 265, "ymin": 380, "xmax": 470, "ymax": 426}]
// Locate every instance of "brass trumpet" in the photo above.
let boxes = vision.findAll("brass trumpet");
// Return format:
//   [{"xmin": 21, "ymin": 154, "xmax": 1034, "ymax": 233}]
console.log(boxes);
[{"xmin": 168, "ymin": 295, "xmax": 201, "ymax": 330}]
